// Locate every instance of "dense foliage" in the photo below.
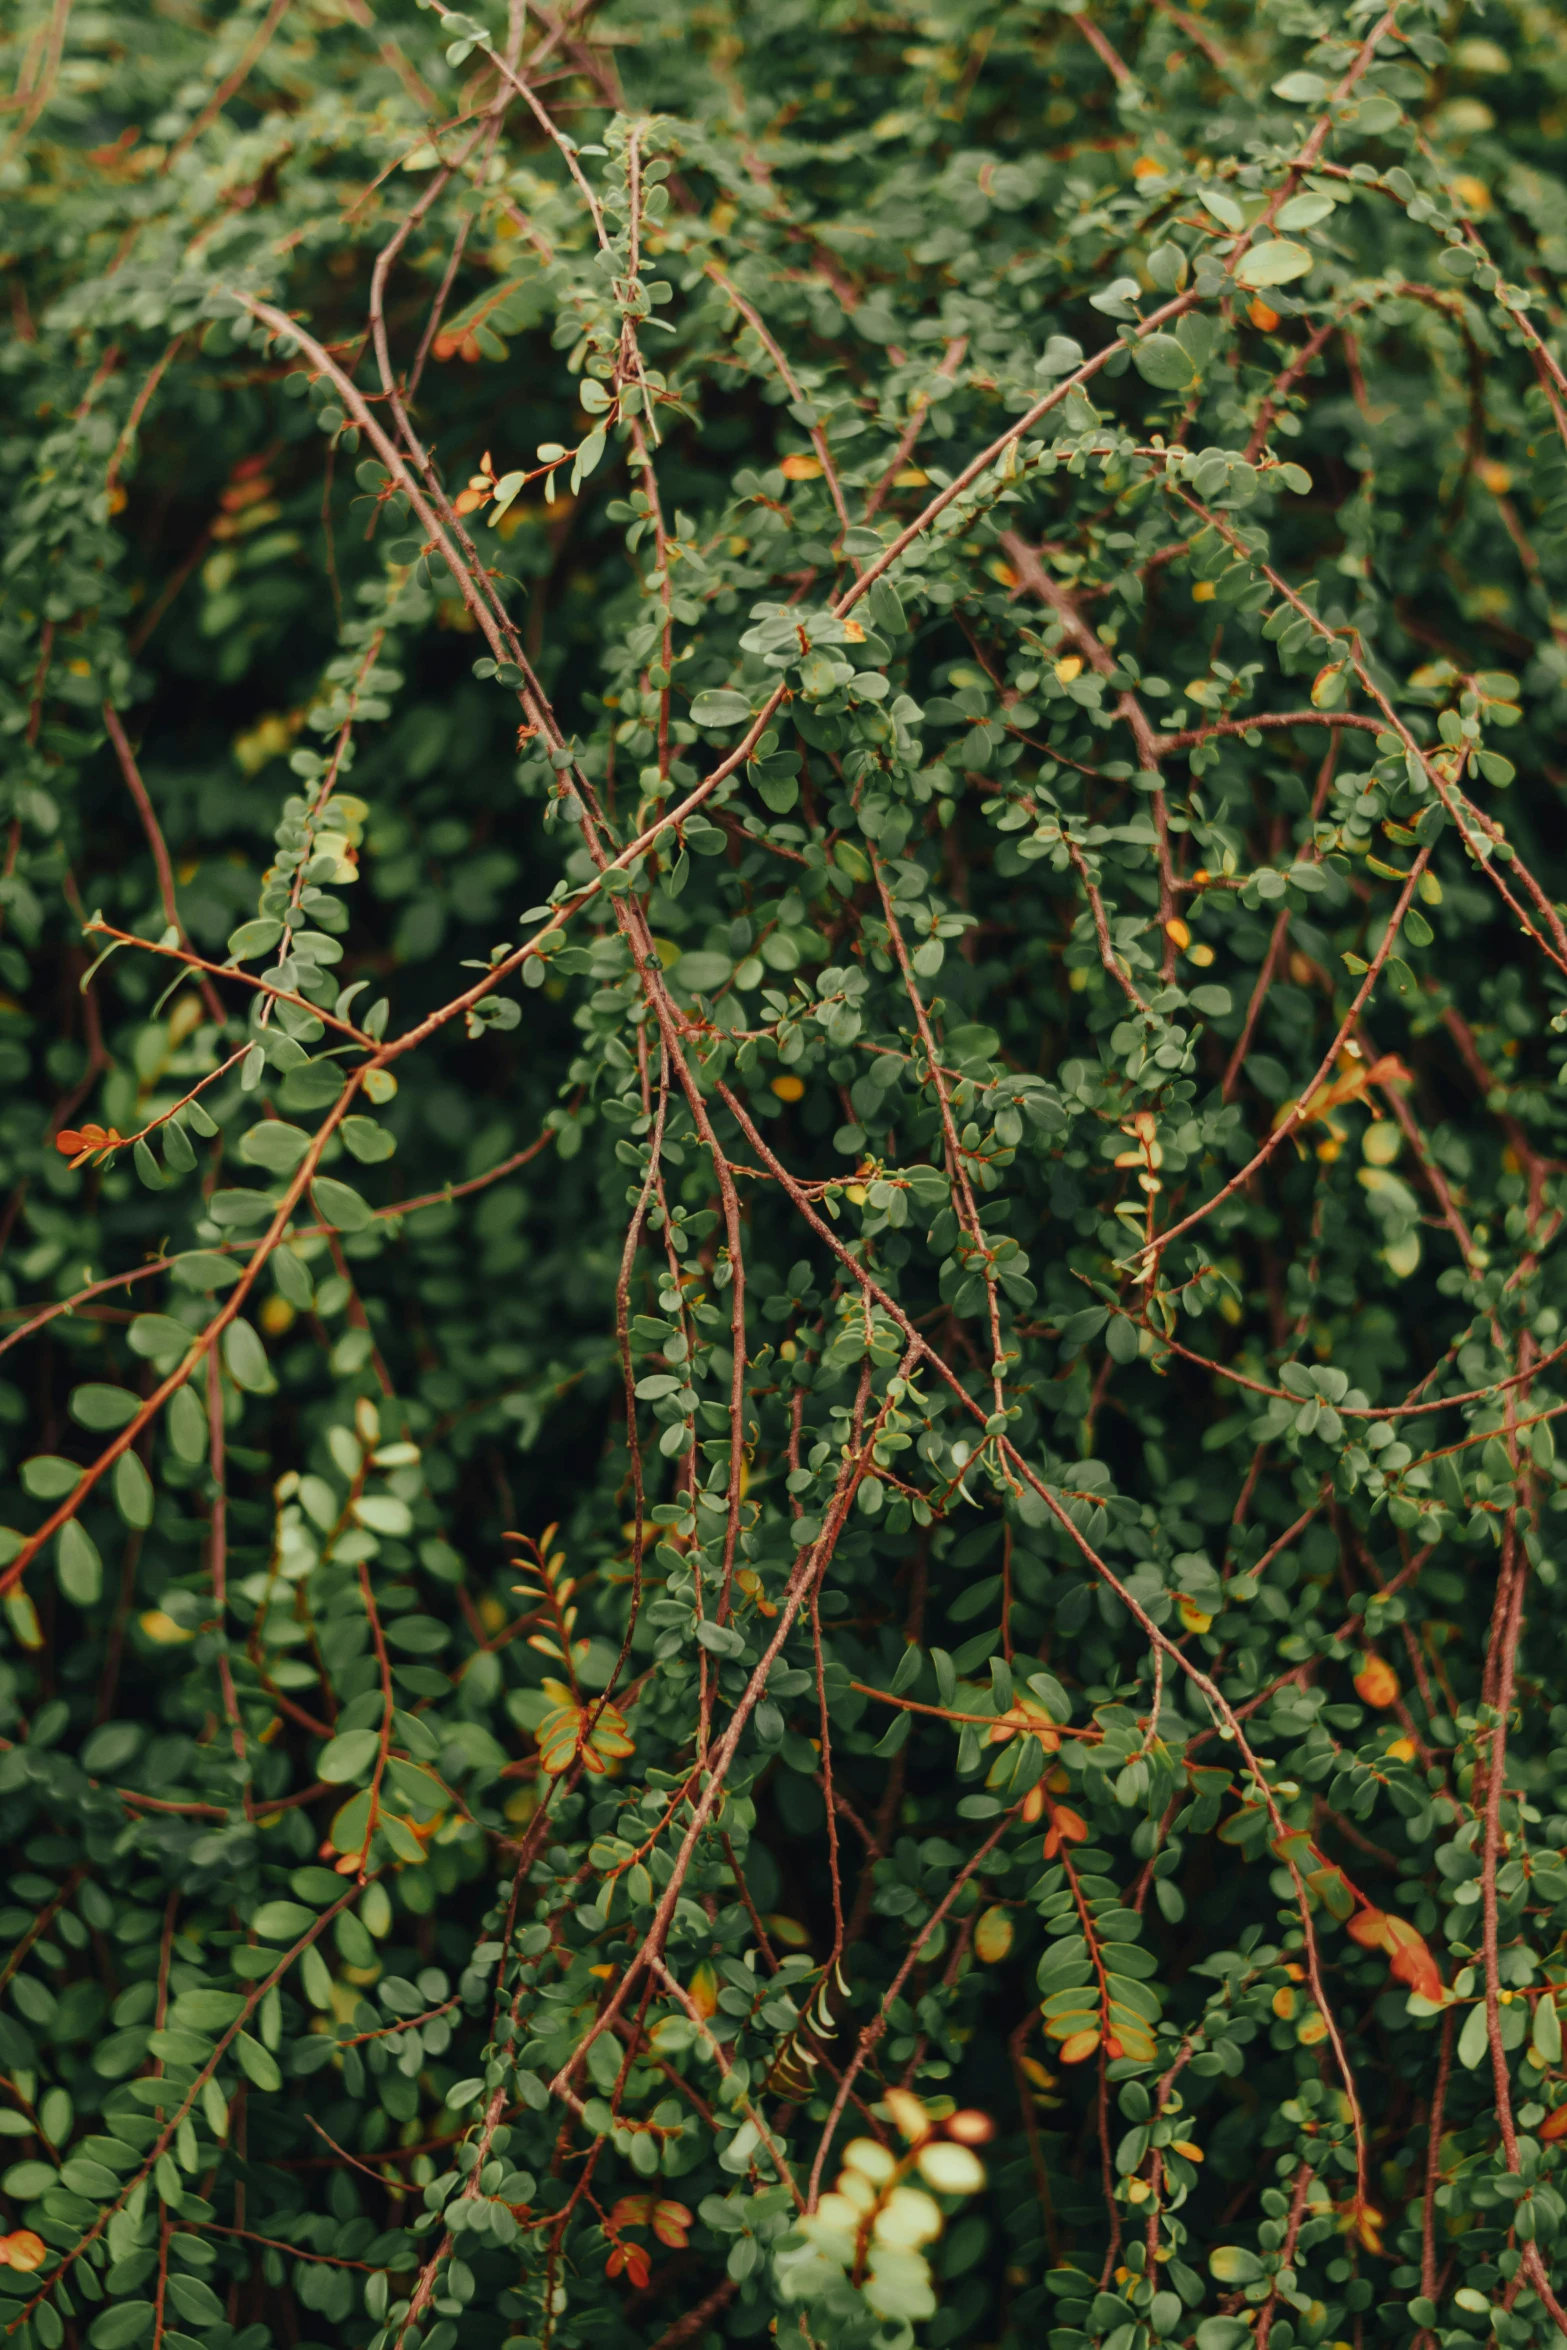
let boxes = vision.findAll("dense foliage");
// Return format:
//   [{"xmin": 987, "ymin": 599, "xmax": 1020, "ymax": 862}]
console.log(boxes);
[{"xmin": 8, "ymin": 2, "xmax": 1567, "ymax": 2349}]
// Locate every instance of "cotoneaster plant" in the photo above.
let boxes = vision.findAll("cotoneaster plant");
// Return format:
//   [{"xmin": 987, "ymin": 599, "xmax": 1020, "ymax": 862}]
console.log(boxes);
[{"xmin": 4, "ymin": 4, "xmax": 1567, "ymax": 2350}]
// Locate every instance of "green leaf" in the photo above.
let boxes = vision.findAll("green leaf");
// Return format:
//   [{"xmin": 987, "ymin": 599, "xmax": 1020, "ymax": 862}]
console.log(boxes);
[
  {"xmin": 1208, "ymin": 2247, "xmax": 1264, "ymax": 2285},
  {"xmin": 4, "ymin": 2159, "xmax": 59, "ymax": 2200},
  {"xmin": 168, "ymin": 1384, "xmax": 208, "ymax": 1462},
  {"xmin": 689, "ymin": 690, "xmax": 753, "ymax": 728},
  {"xmin": 1531, "ymin": 1991, "xmax": 1562, "ymax": 2066},
  {"xmin": 224, "ymin": 1317, "xmax": 276, "ymax": 1394},
  {"xmin": 673, "ymin": 952, "xmax": 733, "ymax": 995},
  {"xmin": 240, "ymin": 1120, "xmax": 312, "ymax": 1172},
  {"xmin": 1457, "ymin": 2000, "xmax": 1491, "ymax": 2069},
  {"xmin": 252, "ymin": 1899, "xmax": 317, "ymax": 1939},
  {"xmin": 22, "ymin": 1455, "xmax": 83, "ymax": 1499},
  {"xmin": 1198, "ymin": 187, "xmax": 1245, "ymax": 231},
  {"xmin": 488, "ymin": 469, "xmax": 526, "ymax": 523},
  {"xmin": 165, "ymin": 2276, "xmax": 226, "ymax": 2327},
  {"xmin": 69, "ymin": 1383, "xmax": 140, "ymax": 1430},
  {"xmin": 58, "ymin": 1520, "xmax": 102, "ymax": 1607},
  {"xmin": 113, "ymin": 1450, "xmax": 155, "ymax": 1529},
  {"xmin": 319, "ymin": 1728, "xmax": 381, "ymax": 1782},
  {"xmin": 162, "ymin": 1115, "xmax": 197, "ymax": 1175},
  {"xmin": 60, "ymin": 2155, "xmax": 121, "ymax": 2197},
  {"xmin": 1106, "ymin": 1313, "xmax": 1140, "ymax": 1363},
  {"xmin": 342, "ymin": 1114, "xmax": 396, "ymax": 1163},
  {"xmin": 300, "ymin": 1945, "xmax": 334, "ymax": 2008},
  {"xmin": 233, "ymin": 2030, "xmax": 283, "ymax": 2090},
  {"xmin": 1275, "ymin": 191, "xmax": 1334, "ymax": 230},
  {"xmin": 354, "ymin": 1494, "xmax": 412, "ymax": 1534},
  {"xmin": 311, "ymin": 1175, "xmax": 375, "ymax": 1232},
  {"xmin": 228, "ymin": 918, "xmax": 285, "ymax": 962},
  {"xmin": 89, "ymin": 2303, "xmax": 156, "ymax": 2349},
  {"xmin": 1234, "ymin": 241, "xmax": 1314, "ymax": 288},
  {"xmin": 171, "ymin": 1252, "xmax": 244, "ymax": 1291},
  {"xmin": 129, "ymin": 1312, "xmax": 195, "ymax": 1359},
  {"xmin": 1132, "ymin": 334, "xmax": 1197, "ymax": 391},
  {"xmin": 169, "ymin": 1990, "xmax": 245, "ymax": 2032}
]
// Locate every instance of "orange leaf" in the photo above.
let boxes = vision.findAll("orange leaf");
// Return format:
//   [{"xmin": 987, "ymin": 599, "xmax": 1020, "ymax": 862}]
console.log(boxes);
[
  {"xmin": 55, "ymin": 1122, "xmax": 119, "ymax": 1166},
  {"xmin": 1058, "ymin": 2026, "xmax": 1100, "ymax": 2065},
  {"xmin": 1042, "ymin": 1804, "xmax": 1088, "ymax": 1858},
  {"xmin": 1539, "ymin": 2104, "xmax": 1567, "ymax": 2142},
  {"xmin": 1347, "ymin": 1908, "xmax": 1444, "ymax": 2002},
  {"xmin": 1290, "ymin": 1055, "xmax": 1412, "ymax": 1132},
  {"xmin": 1384, "ymin": 1918, "xmax": 1445, "ymax": 2003},
  {"xmin": 652, "ymin": 2200, "xmax": 692, "ymax": 2248},
  {"xmin": 605, "ymin": 2242, "xmax": 651, "ymax": 2288},
  {"xmin": 1353, "ymin": 1654, "xmax": 1400, "ymax": 1709},
  {"xmin": 0, "ymin": 2232, "xmax": 46, "ymax": 2273},
  {"xmin": 1347, "ymin": 1906, "xmax": 1392, "ymax": 1953}
]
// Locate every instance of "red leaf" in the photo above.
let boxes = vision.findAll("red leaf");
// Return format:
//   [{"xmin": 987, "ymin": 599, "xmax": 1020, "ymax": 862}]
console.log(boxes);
[
  {"xmin": 1347, "ymin": 1908, "xmax": 1444, "ymax": 2002},
  {"xmin": 1384, "ymin": 1918, "xmax": 1444, "ymax": 2003},
  {"xmin": 1347, "ymin": 1907, "xmax": 1392, "ymax": 1953}
]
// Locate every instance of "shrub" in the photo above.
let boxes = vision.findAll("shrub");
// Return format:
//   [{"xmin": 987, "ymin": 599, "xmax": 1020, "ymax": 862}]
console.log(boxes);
[{"xmin": 3, "ymin": 2, "xmax": 1567, "ymax": 2347}]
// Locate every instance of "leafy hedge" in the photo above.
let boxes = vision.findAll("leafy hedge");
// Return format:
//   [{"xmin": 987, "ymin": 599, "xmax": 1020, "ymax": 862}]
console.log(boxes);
[{"xmin": 5, "ymin": 2, "xmax": 1567, "ymax": 2348}]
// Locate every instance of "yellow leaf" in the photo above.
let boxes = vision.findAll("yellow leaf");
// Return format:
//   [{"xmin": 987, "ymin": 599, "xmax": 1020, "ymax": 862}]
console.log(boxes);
[
  {"xmin": 688, "ymin": 1963, "xmax": 719, "ymax": 2018},
  {"xmin": 882, "ymin": 2088, "xmax": 930, "ymax": 2142},
  {"xmin": 140, "ymin": 1610, "xmax": 194, "ymax": 1644},
  {"xmin": 974, "ymin": 1905, "xmax": 1014, "ymax": 1964}
]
